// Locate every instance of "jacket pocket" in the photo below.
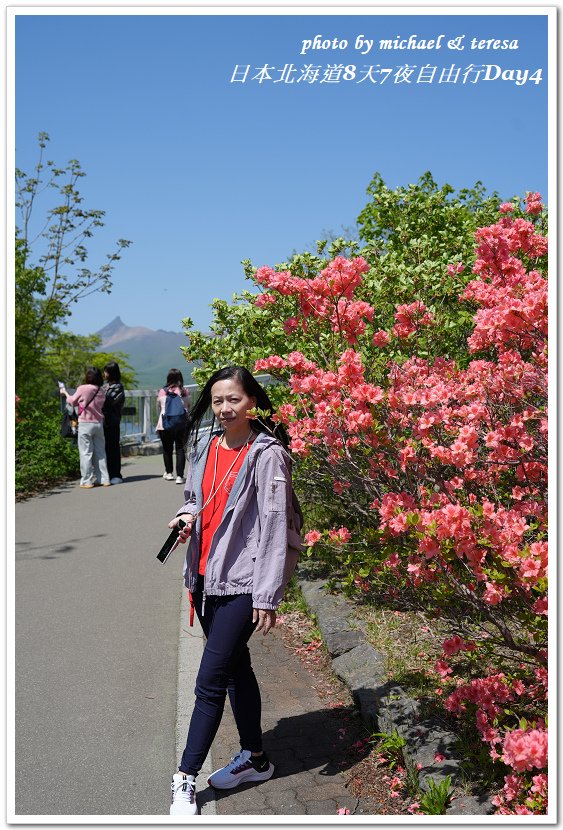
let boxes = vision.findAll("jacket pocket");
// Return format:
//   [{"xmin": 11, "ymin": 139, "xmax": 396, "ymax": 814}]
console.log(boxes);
[
  {"xmin": 267, "ymin": 477, "xmax": 285, "ymax": 512},
  {"xmin": 241, "ymin": 512, "xmax": 258, "ymax": 558}
]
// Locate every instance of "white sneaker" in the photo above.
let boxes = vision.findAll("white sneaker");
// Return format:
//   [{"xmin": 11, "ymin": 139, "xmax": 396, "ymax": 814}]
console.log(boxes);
[
  {"xmin": 163, "ymin": 473, "xmax": 174, "ymax": 481},
  {"xmin": 207, "ymin": 749, "xmax": 274, "ymax": 790},
  {"xmin": 170, "ymin": 773, "xmax": 197, "ymax": 815},
  {"xmin": 110, "ymin": 477, "xmax": 123, "ymax": 485},
  {"xmin": 175, "ymin": 476, "xmax": 185, "ymax": 484}
]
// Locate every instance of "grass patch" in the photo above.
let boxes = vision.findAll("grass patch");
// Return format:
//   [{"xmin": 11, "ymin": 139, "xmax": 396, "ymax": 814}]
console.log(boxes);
[
  {"xmin": 361, "ymin": 606, "xmax": 446, "ymax": 689},
  {"xmin": 278, "ymin": 575, "xmax": 309, "ymax": 615}
]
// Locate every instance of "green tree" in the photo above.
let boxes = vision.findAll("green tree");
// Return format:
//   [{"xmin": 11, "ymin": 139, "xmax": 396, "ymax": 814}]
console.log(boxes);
[
  {"xmin": 15, "ymin": 132, "xmax": 131, "ymax": 404},
  {"xmin": 46, "ymin": 331, "xmax": 136, "ymax": 390},
  {"xmin": 356, "ymin": 171, "xmax": 501, "ymax": 361},
  {"xmin": 182, "ymin": 172, "xmax": 503, "ymax": 384},
  {"xmin": 15, "ymin": 134, "xmax": 132, "ymax": 494}
]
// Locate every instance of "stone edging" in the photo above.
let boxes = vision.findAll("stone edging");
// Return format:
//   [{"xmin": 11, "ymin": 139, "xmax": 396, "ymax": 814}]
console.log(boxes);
[{"xmin": 297, "ymin": 578, "xmax": 494, "ymax": 816}]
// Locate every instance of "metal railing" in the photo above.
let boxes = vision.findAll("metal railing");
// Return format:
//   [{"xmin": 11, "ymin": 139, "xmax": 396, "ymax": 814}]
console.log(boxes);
[{"xmin": 119, "ymin": 388, "xmax": 182, "ymax": 445}]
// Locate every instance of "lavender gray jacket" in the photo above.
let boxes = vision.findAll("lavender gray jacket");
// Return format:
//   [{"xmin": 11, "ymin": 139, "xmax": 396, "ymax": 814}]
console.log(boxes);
[{"xmin": 175, "ymin": 431, "xmax": 301, "ymax": 610}]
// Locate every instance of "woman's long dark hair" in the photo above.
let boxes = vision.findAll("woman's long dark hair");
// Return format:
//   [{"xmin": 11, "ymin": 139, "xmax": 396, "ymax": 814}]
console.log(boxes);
[
  {"xmin": 166, "ymin": 368, "xmax": 184, "ymax": 389},
  {"xmin": 103, "ymin": 361, "xmax": 121, "ymax": 383},
  {"xmin": 85, "ymin": 366, "xmax": 103, "ymax": 386},
  {"xmin": 186, "ymin": 366, "xmax": 289, "ymax": 450}
]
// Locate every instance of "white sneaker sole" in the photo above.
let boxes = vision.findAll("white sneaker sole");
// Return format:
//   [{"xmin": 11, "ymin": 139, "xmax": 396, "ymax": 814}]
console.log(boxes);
[
  {"xmin": 169, "ymin": 803, "xmax": 198, "ymax": 815},
  {"xmin": 207, "ymin": 763, "xmax": 274, "ymax": 790}
]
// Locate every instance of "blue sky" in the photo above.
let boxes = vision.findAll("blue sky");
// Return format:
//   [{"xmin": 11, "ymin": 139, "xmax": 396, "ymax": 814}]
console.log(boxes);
[{"xmin": 15, "ymin": 10, "xmax": 549, "ymax": 338}]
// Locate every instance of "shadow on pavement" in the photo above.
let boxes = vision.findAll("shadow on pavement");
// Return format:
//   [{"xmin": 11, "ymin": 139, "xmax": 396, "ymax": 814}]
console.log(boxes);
[
  {"xmin": 120, "ymin": 474, "xmax": 165, "ymax": 483},
  {"xmin": 213, "ymin": 704, "xmax": 372, "ymax": 803},
  {"xmin": 31, "ymin": 480, "xmax": 77, "ymax": 499},
  {"xmin": 195, "ymin": 785, "xmax": 217, "ymax": 811},
  {"xmin": 15, "ymin": 533, "xmax": 106, "ymax": 560}
]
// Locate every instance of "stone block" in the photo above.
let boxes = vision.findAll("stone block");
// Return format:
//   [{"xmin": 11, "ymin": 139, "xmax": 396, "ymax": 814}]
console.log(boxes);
[
  {"xmin": 447, "ymin": 793, "xmax": 495, "ymax": 815},
  {"xmin": 299, "ymin": 580, "xmax": 364, "ymax": 657},
  {"xmin": 332, "ymin": 643, "xmax": 387, "ymax": 694}
]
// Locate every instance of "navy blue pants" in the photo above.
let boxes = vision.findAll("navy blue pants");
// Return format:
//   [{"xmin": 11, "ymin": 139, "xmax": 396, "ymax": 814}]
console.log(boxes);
[{"xmin": 179, "ymin": 578, "xmax": 263, "ymax": 776}]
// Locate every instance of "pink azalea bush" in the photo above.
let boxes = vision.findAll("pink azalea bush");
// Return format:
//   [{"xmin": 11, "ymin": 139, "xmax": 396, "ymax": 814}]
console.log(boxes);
[{"xmin": 252, "ymin": 195, "xmax": 548, "ymax": 813}]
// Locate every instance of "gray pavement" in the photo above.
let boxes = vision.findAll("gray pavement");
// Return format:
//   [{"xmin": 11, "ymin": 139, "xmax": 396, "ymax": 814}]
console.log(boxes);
[
  {"xmin": 15, "ymin": 455, "xmax": 193, "ymax": 816},
  {"xmin": 14, "ymin": 454, "xmax": 378, "ymax": 819}
]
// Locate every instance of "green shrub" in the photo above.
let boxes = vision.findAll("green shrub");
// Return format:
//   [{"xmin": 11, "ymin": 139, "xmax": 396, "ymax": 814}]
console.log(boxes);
[{"xmin": 15, "ymin": 401, "xmax": 79, "ymax": 495}]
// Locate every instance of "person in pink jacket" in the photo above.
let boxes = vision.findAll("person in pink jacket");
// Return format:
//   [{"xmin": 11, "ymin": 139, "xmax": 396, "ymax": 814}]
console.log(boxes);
[{"xmin": 61, "ymin": 367, "xmax": 110, "ymax": 489}]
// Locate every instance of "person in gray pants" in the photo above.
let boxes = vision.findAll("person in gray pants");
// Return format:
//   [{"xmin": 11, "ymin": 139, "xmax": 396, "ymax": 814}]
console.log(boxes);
[{"xmin": 61, "ymin": 367, "xmax": 110, "ymax": 488}]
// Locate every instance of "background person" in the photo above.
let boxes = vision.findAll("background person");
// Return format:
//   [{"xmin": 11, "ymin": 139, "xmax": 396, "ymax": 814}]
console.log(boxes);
[
  {"xmin": 61, "ymin": 367, "xmax": 109, "ymax": 489},
  {"xmin": 102, "ymin": 361, "xmax": 125, "ymax": 484},
  {"xmin": 156, "ymin": 368, "xmax": 190, "ymax": 483},
  {"xmin": 166, "ymin": 366, "xmax": 300, "ymax": 815}
]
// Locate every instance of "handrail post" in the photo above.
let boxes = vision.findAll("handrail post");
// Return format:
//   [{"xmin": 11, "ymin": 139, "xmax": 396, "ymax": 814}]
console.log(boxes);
[{"xmin": 143, "ymin": 392, "xmax": 151, "ymax": 443}]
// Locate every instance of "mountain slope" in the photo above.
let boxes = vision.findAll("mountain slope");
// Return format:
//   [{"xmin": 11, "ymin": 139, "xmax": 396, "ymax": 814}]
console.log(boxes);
[{"xmin": 95, "ymin": 317, "xmax": 195, "ymax": 389}]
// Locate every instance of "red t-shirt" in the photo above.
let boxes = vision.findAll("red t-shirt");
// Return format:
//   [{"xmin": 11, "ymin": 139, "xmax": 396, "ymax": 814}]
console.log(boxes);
[{"xmin": 199, "ymin": 436, "xmax": 252, "ymax": 575}]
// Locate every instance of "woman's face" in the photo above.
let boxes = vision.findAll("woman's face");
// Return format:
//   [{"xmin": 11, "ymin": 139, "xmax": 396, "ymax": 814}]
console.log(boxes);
[{"xmin": 211, "ymin": 378, "xmax": 256, "ymax": 436}]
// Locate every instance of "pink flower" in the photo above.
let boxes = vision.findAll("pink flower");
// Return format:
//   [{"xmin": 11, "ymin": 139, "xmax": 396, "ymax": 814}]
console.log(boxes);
[
  {"xmin": 254, "ymin": 355, "xmax": 286, "ymax": 372},
  {"xmin": 372, "ymin": 329, "xmax": 390, "ymax": 347},
  {"xmin": 304, "ymin": 530, "xmax": 322, "ymax": 546},
  {"xmin": 336, "ymin": 807, "xmax": 351, "ymax": 814},
  {"xmin": 525, "ymin": 192, "xmax": 543, "ymax": 215},
  {"xmin": 442, "ymin": 635, "xmax": 477, "ymax": 656},
  {"xmin": 435, "ymin": 660, "xmax": 452, "ymax": 679},
  {"xmin": 392, "ymin": 301, "xmax": 434, "ymax": 338},
  {"xmin": 531, "ymin": 773, "xmax": 548, "ymax": 796},
  {"xmin": 333, "ymin": 480, "xmax": 351, "ymax": 495},
  {"xmin": 254, "ymin": 292, "xmax": 276, "ymax": 308},
  {"xmin": 283, "ymin": 317, "xmax": 300, "ymax": 334},
  {"xmin": 289, "ymin": 437, "xmax": 308, "ymax": 456},
  {"xmin": 442, "ymin": 635, "xmax": 465, "ymax": 656},
  {"xmin": 434, "ymin": 753, "xmax": 446, "ymax": 762},
  {"xmin": 502, "ymin": 729, "xmax": 548, "ymax": 772},
  {"xmin": 499, "ymin": 202, "xmax": 515, "ymax": 214},
  {"xmin": 483, "ymin": 582, "xmax": 505, "ymax": 606},
  {"xmin": 328, "ymin": 526, "xmax": 351, "ymax": 544}
]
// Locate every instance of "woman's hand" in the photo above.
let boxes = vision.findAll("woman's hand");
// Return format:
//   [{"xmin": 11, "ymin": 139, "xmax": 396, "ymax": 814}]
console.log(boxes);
[
  {"xmin": 168, "ymin": 513, "xmax": 196, "ymax": 543},
  {"xmin": 252, "ymin": 608, "xmax": 276, "ymax": 635}
]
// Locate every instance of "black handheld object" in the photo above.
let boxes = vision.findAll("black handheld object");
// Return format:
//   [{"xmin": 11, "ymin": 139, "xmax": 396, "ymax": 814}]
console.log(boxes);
[{"xmin": 156, "ymin": 519, "xmax": 186, "ymax": 564}]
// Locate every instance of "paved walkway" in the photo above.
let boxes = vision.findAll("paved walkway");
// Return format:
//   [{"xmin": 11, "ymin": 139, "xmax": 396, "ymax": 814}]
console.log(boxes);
[
  {"xmin": 209, "ymin": 627, "xmax": 373, "ymax": 816},
  {"xmin": 14, "ymin": 454, "xmax": 373, "ymax": 817},
  {"xmin": 15, "ymin": 455, "xmax": 183, "ymax": 816}
]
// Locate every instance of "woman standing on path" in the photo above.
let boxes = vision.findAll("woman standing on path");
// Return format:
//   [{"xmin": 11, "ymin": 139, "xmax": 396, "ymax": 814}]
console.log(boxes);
[
  {"xmin": 102, "ymin": 361, "xmax": 125, "ymax": 484},
  {"xmin": 61, "ymin": 367, "xmax": 110, "ymax": 489},
  {"xmin": 167, "ymin": 366, "xmax": 301, "ymax": 815},
  {"xmin": 156, "ymin": 368, "xmax": 190, "ymax": 484}
]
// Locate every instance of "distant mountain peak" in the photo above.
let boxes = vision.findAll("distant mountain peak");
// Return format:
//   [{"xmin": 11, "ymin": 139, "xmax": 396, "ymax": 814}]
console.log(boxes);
[
  {"xmin": 96, "ymin": 317, "xmax": 181, "ymax": 349},
  {"xmin": 93, "ymin": 316, "xmax": 191, "ymax": 389},
  {"xmin": 96, "ymin": 316, "xmax": 127, "ymax": 340}
]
